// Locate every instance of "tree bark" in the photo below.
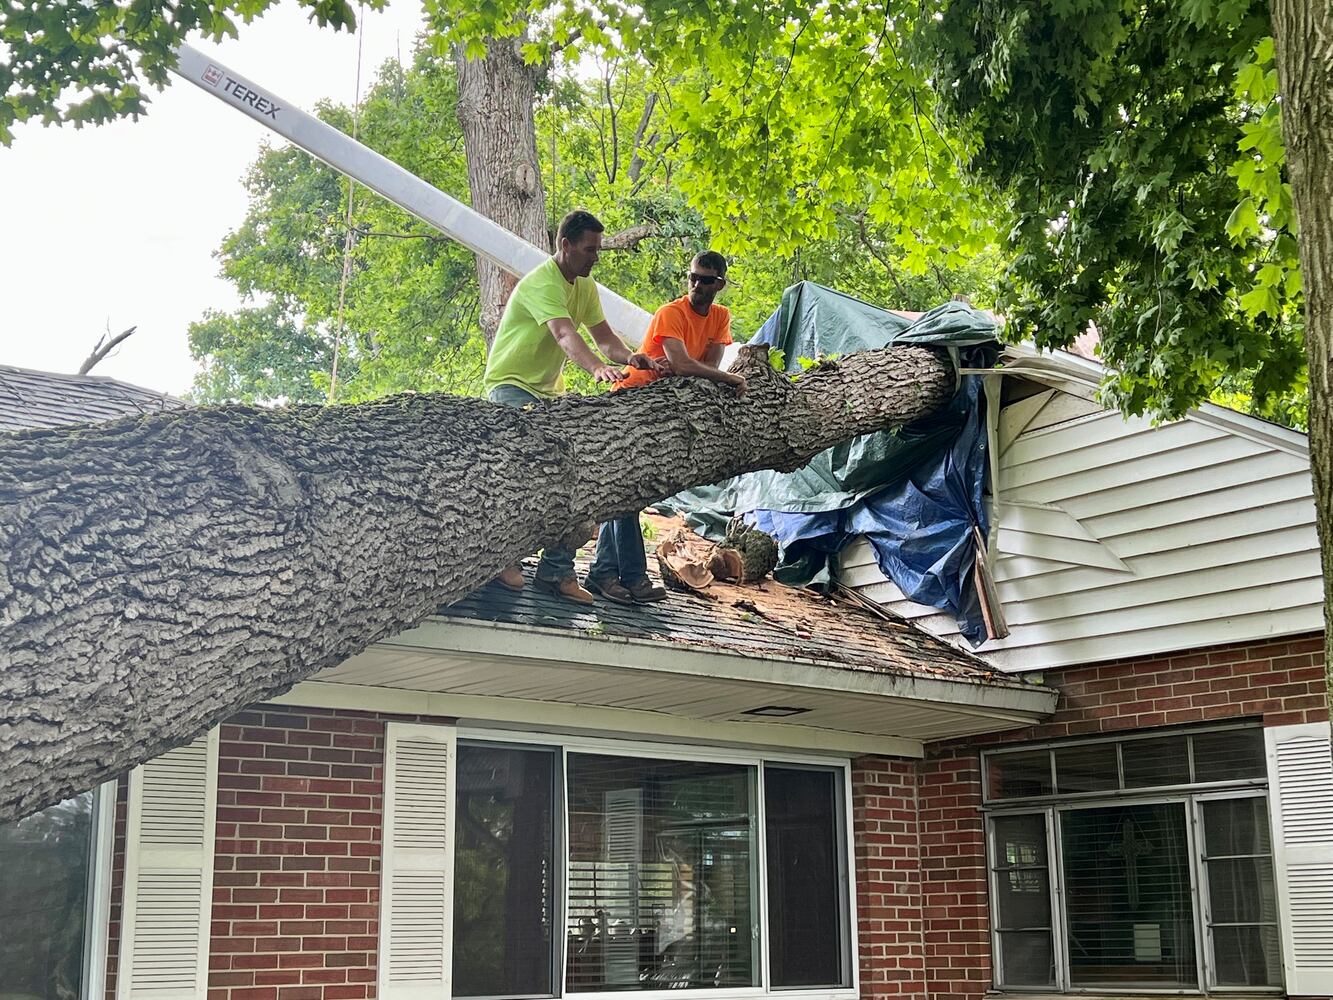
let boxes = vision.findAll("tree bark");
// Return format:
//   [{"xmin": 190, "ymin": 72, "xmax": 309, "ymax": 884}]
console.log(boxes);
[
  {"xmin": 1270, "ymin": 2, "xmax": 1333, "ymax": 727},
  {"xmin": 454, "ymin": 34, "xmax": 551, "ymax": 347},
  {"xmin": 0, "ymin": 345, "xmax": 954, "ymax": 822}
]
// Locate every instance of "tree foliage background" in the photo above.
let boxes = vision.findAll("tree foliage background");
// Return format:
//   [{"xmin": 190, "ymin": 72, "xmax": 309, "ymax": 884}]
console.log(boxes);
[{"xmin": 185, "ymin": 41, "xmax": 999, "ymax": 404}]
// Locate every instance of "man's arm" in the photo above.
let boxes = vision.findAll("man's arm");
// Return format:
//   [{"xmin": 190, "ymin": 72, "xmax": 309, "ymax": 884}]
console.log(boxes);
[
  {"xmin": 546, "ymin": 317, "xmax": 623, "ymax": 383},
  {"xmin": 661, "ymin": 337, "xmax": 746, "ymax": 394},
  {"xmin": 588, "ymin": 319, "xmax": 659, "ymax": 372}
]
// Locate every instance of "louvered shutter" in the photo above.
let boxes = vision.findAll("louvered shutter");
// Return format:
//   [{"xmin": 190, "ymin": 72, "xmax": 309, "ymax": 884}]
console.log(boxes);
[
  {"xmin": 379, "ymin": 723, "xmax": 456, "ymax": 1000},
  {"xmin": 118, "ymin": 729, "xmax": 219, "ymax": 1000},
  {"xmin": 1265, "ymin": 722, "xmax": 1333, "ymax": 996}
]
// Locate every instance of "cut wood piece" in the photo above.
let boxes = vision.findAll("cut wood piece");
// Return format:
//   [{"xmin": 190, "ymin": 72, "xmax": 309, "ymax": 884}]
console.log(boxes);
[
  {"xmin": 708, "ymin": 546, "xmax": 744, "ymax": 582},
  {"xmin": 657, "ymin": 533, "xmax": 716, "ymax": 591}
]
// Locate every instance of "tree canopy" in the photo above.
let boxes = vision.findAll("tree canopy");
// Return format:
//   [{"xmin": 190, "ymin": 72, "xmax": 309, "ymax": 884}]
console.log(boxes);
[
  {"xmin": 187, "ymin": 46, "xmax": 996, "ymax": 404},
  {"xmin": 7, "ymin": 0, "xmax": 1310, "ymax": 427}
]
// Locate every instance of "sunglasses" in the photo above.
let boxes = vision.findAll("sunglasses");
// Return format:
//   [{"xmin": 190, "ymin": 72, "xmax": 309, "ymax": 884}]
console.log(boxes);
[{"xmin": 688, "ymin": 272, "xmax": 726, "ymax": 287}]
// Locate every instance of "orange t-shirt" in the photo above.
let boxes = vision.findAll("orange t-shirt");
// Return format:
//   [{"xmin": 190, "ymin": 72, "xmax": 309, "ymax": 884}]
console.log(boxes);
[{"xmin": 615, "ymin": 296, "xmax": 732, "ymax": 390}]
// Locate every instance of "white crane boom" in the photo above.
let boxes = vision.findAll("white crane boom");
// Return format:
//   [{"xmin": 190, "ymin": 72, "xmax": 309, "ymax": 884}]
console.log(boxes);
[{"xmin": 170, "ymin": 43, "xmax": 652, "ymax": 341}]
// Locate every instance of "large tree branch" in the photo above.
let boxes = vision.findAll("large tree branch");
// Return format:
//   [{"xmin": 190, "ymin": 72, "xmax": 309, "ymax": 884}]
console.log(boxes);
[{"xmin": 0, "ymin": 344, "xmax": 954, "ymax": 821}]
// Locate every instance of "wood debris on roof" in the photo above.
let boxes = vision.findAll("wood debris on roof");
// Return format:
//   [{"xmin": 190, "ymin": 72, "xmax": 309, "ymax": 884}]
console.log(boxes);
[{"xmin": 443, "ymin": 513, "xmax": 1031, "ymax": 689}]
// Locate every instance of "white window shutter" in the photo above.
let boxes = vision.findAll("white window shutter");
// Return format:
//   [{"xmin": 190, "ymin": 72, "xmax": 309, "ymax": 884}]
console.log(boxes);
[
  {"xmin": 379, "ymin": 722, "xmax": 456, "ymax": 1000},
  {"xmin": 1265, "ymin": 722, "xmax": 1333, "ymax": 996},
  {"xmin": 118, "ymin": 729, "xmax": 220, "ymax": 1000}
]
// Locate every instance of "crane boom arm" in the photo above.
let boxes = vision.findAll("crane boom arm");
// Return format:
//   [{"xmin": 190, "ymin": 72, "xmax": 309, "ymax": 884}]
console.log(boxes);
[{"xmin": 170, "ymin": 43, "xmax": 652, "ymax": 341}]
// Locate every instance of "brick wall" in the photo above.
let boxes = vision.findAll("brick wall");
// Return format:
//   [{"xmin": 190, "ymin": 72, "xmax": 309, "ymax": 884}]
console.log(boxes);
[
  {"xmin": 916, "ymin": 631, "xmax": 1328, "ymax": 1000},
  {"xmin": 852, "ymin": 757, "xmax": 926, "ymax": 999},
  {"xmin": 97, "ymin": 634, "xmax": 1326, "ymax": 1000},
  {"xmin": 209, "ymin": 706, "xmax": 388, "ymax": 1000},
  {"xmin": 915, "ymin": 753, "xmax": 989, "ymax": 1000}
]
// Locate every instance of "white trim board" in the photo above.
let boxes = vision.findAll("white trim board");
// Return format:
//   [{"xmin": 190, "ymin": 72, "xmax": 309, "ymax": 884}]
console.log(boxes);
[
  {"xmin": 274, "ymin": 680, "xmax": 927, "ymax": 758},
  {"xmin": 389, "ymin": 616, "xmax": 1055, "ymax": 718}
]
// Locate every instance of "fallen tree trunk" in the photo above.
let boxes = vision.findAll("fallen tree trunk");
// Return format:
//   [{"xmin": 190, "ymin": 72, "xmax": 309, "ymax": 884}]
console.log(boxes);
[{"xmin": 0, "ymin": 344, "xmax": 953, "ymax": 821}]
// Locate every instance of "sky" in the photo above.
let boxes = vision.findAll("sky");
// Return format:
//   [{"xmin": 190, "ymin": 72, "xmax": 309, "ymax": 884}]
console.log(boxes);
[{"xmin": 0, "ymin": 0, "xmax": 428, "ymax": 396}]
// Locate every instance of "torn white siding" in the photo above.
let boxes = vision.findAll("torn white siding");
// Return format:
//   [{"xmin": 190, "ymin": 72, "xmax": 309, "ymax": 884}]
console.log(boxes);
[{"xmin": 838, "ymin": 370, "xmax": 1322, "ymax": 672}]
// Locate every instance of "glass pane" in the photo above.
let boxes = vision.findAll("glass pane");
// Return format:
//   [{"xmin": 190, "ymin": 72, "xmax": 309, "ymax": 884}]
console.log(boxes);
[
  {"xmin": 998, "ymin": 868, "xmax": 1052, "ymax": 929},
  {"xmin": 1121, "ymin": 737, "xmax": 1190, "ymax": 788},
  {"xmin": 1206, "ymin": 858, "xmax": 1278, "ymax": 925},
  {"xmin": 1061, "ymin": 803, "xmax": 1198, "ymax": 988},
  {"xmin": 993, "ymin": 813, "xmax": 1048, "ymax": 870},
  {"xmin": 566, "ymin": 754, "xmax": 757, "ymax": 991},
  {"xmin": 764, "ymin": 767, "xmax": 846, "ymax": 988},
  {"xmin": 1202, "ymin": 797, "xmax": 1273, "ymax": 856},
  {"xmin": 998, "ymin": 931, "xmax": 1056, "ymax": 987},
  {"xmin": 1211, "ymin": 925, "xmax": 1283, "ymax": 988},
  {"xmin": 993, "ymin": 812, "xmax": 1049, "ymax": 927},
  {"xmin": 988, "ymin": 751, "xmax": 1053, "ymax": 799},
  {"xmin": 1055, "ymin": 743, "xmax": 1119, "ymax": 794},
  {"xmin": 453, "ymin": 744, "xmax": 557, "ymax": 997},
  {"xmin": 1192, "ymin": 729, "xmax": 1266, "ymax": 782},
  {"xmin": 0, "ymin": 793, "xmax": 94, "ymax": 1000}
]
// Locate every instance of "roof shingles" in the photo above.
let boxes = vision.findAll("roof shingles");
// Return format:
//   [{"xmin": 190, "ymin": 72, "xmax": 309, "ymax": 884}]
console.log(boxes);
[
  {"xmin": 0, "ymin": 364, "xmax": 182, "ymax": 433},
  {"xmin": 443, "ymin": 548, "xmax": 1023, "ymax": 689}
]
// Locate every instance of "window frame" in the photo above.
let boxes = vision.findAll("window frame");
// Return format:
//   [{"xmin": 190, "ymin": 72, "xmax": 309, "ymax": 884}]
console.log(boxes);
[
  {"xmin": 1190, "ymin": 790, "xmax": 1283, "ymax": 994},
  {"xmin": 987, "ymin": 807, "xmax": 1063, "ymax": 994},
  {"xmin": 456, "ymin": 728, "xmax": 860, "ymax": 1000},
  {"xmin": 983, "ymin": 727, "xmax": 1283, "ymax": 996}
]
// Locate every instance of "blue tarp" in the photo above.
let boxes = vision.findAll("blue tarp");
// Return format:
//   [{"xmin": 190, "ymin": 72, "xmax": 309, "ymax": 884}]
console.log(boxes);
[{"xmin": 662, "ymin": 282, "xmax": 998, "ymax": 646}]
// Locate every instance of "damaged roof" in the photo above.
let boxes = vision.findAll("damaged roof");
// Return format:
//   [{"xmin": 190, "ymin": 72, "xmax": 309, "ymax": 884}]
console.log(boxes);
[
  {"xmin": 0, "ymin": 364, "xmax": 182, "ymax": 433},
  {"xmin": 442, "ymin": 523, "xmax": 1026, "ymax": 691}
]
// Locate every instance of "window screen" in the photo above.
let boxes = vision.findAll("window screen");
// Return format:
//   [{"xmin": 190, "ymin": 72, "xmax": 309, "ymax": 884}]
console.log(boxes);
[
  {"xmin": 764, "ymin": 766, "xmax": 847, "ymax": 988},
  {"xmin": 453, "ymin": 744, "xmax": 558, "ymax": 998}
]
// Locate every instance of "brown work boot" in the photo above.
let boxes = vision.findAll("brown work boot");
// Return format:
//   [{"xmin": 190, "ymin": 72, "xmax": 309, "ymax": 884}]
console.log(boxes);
[
  {"xmin": 625, "ymin": 577, "xmax": 668, "ymax": 604},
  {"xmin": 585, "ymin": 574, "xmax": 635, "ymax": 606},
  {"xmin": 534, "ymin": 575, "xmax": 596, "ymax": 605},
  {"xmin": 493, "ymin": 564, "xmax": 525, "ymax": 591}
]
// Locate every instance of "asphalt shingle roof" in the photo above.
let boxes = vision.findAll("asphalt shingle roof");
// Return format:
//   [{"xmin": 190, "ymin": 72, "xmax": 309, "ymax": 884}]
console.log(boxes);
[
  {"xmin": 0, "ymin": 364, "xmax": 182, "ymax": 433},
  {"xmin": 442, "ymin": 535, "xmax": 1019, "ymax": 688}
]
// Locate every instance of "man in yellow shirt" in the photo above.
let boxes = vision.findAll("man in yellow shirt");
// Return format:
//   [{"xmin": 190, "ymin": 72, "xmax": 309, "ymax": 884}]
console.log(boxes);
[{"xmin": 484, "ymin": 209, "xmax": 657, "ymax": 604}]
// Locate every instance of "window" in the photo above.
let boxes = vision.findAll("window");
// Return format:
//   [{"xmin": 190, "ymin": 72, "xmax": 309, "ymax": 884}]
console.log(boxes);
[
  {"xmin": 566, "ymin": 755, "xmax": 759, "ymax": 992},
  {"xmin": 0, "ymin": 790, "xmax": 106, "ymax": 1000},
  {"xmin": 453, "ymin": 743, "xmax": 559, "ymax": 998},
  {"xmin": 449, "ymin": 738, "xmax": 854, "ymax": 999},
  {"xmin": 991, "ymin": 815, "xmax": 1055, "ymax": 988},
  {"xmin": 764, "ymin": 766, "xmax": 850, "ymax": 989},
  {"xmin": 1199, "ymin": 797, "xmax": 1281, "ymax": 988},
  {"xmin": 984, "ymin": 727, "xmax": 1280, "ymax": 993}
]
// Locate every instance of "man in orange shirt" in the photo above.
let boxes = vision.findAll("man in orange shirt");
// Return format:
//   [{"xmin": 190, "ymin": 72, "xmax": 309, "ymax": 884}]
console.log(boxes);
[{"xmin": 585, "ymin": 251, "xmax": 746, "ymax": 604}]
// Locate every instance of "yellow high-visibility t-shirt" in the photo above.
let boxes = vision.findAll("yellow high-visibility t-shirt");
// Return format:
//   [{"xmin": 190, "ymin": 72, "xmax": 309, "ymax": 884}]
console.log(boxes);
[{"xmin": 483, "ymin": 258, "xmax": 606, "ymax": 399}]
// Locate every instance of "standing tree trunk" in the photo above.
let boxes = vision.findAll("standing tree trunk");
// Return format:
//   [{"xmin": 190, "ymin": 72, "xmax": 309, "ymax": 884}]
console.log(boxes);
[
  {"xmin": 1270, "ymin": 2, "xmax": 1333, "ymax": 725},
  {"xmin": 0, "ymin": 346, "xmax": 954, "ymax": 823},
  {"xmin": 454, "ymin": 33, "xmax": 550, "ymax": 346}
]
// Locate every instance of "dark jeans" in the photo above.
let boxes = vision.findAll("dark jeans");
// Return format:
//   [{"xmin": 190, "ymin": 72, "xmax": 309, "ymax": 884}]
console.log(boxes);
[
  {"xmin": 589, "ymin": 513, "xmax": 649, "ymax": 586},
  {"xmin": 487, "ymin": 384, "xmax": 576, "ymax": 582}
]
